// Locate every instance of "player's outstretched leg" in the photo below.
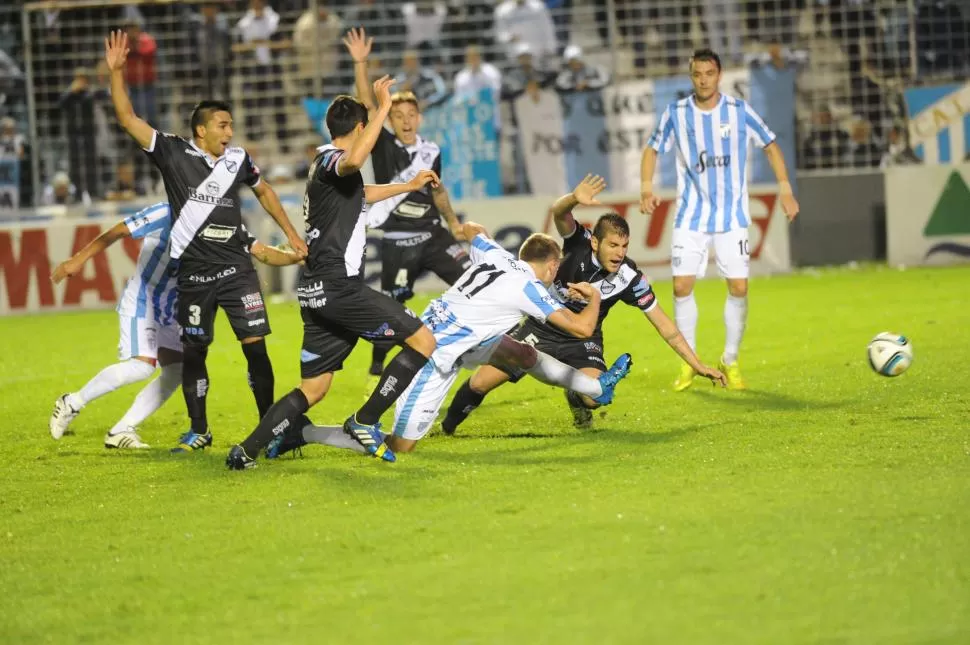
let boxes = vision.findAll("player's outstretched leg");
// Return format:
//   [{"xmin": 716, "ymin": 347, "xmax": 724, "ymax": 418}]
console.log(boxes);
[
  {"xmin": 104, "ymin": 359, "xmax": 182, "ymax": 449},
  {"xmin": 49, "ymin": 358, "xmax": 156, "ymax": 440},
  {"xmin": 267, "ymin": 417, "xmax": 395, "ymax": 462}
]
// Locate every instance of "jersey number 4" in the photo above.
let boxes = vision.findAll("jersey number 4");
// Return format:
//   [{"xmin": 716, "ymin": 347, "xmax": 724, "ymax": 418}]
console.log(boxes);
[{"xmin": 456, "ymin": 263, "xmax": 505, "ymax": 299}]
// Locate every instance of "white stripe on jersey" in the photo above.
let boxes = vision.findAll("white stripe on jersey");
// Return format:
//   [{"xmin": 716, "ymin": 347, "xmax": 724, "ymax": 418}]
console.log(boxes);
[
  {"xmin": 117, "ymin": 203, "xmax": 178, "ymax": 326},
  {"xmin": 648, "ymin": 94, "xmax": 776, "ymax": 234}
]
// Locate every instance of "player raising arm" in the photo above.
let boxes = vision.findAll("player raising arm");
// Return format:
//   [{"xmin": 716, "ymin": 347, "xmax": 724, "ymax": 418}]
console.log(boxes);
[
  {"xmin": 639, "ymin": 48, "xmax": 798, "ymax": 391},
  {"xmin": 48, "ymin": 203, "xmax": 302, "ymax": 449}
]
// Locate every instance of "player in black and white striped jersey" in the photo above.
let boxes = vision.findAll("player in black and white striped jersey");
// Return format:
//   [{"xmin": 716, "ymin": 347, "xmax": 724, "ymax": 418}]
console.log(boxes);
[{"xmin": 103, "ymin": 30, "xmax": 308, "ymax": 453}]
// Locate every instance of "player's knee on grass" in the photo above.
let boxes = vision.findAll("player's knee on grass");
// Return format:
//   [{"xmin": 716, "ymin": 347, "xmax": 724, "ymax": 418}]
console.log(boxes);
[
  {"xmin": 405, "ymin": 324, "xmax": 436, "ymax": 358},
  {"xmin": 726, "ymin": 278, "xmax": 748, "ymax": 298}
]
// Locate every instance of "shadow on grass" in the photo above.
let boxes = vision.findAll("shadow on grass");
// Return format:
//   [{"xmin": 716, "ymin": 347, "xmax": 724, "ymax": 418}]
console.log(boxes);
[{"xmin": 688, "ymin": 387, "xmax": 849, "ymax": 411}]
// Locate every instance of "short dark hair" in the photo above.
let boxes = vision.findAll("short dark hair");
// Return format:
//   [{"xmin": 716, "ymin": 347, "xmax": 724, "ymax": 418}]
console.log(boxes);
[
  {"xmin": 592, "ymin": 213, "xmax": 630, "ymax": 240},
  {"xmin": 518, "ymin": 233, "xmax": 562, "ymax": 263},
  {"xmin": 326, "ymin": 95, "xmax": 369, "ymax": 138},
  {"xmin": 689, "ymin": 48, "xmax": 722, "ymax": 72},
  {"xmin": 190, "ymin": 100, "xmax": 232, "ymax": 139},
  {"xmin": 390, "ymin": 91, "xmax": 420, "ymax": 112}
]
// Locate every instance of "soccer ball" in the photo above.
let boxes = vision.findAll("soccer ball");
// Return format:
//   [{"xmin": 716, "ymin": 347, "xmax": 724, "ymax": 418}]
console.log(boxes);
[{"xmin": 867, "ymin": 332, "xmax": 913, "ymax": 377}]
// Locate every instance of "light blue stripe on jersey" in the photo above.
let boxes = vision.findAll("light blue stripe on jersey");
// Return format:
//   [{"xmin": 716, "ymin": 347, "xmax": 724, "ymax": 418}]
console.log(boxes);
[
  {"xmin": 393, "ymin": 361, "xmax": 435, "ymax": 436},
  {"xmin": 702, "ymin": 112, "xmax": 718, "ymax": 234},
  {"xmin": 523, "ymin": 281, "xmax": 558, "ymax": 317},
  {"xmin": 436, "ymin": 325, "xmax": 473, "ymax": 348},
  {"xmin": 719, "ymin": 99, "xmax": 735, "ymax": 232},
  {"xmin": 737, "ymin": 106, "xmax": 749, "ymax": 228},
  {"xmin": 125, "ymin": 203, "xmax": 170, "ymax": 238},
  {"xmin": 162, "ymin": 285, "xmax": 178, "ymax": 326},
  {"xmin": 130, "ymin": 315, "xmax": 139, "ymax": 356},
  {"xmin": 471, "ymin": 235, "xmax": 500, "ymax": 254},
  {"xmin": 744, "ymin": 104, "xmax": 772, "ymax": 147},
  {"xmin": 135, "ymin": 216, "xmax": 169, "ymax": 239},
  {"xmin": 685, "ymin": 102, "xmax": 702, "ymax": 231},
  {"xmin": 135, "ymin": 228, "xmax": 171, "ymax": 319}
]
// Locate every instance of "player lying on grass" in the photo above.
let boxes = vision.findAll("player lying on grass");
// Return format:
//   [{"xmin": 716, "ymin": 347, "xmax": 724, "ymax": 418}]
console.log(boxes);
[
  {"xmin": 48, "ymin": 202, "xmax": 303, "ymax": 449},
  {"xmin": 441, "ymin": 175, "xmax": 727, "ymax": 436},
  {"xmin": 264, "ymin": 230, "xmax": 634, "ymax": 460}
]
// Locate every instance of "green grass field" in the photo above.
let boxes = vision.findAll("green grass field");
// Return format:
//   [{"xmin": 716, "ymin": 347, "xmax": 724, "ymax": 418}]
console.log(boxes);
[{"xmin": 1, "ymin": 265, "xmax": 968, "ymax": 644}]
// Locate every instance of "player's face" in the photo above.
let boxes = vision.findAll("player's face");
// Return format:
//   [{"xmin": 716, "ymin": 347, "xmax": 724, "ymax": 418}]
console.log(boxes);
[
  {"xmin": 690, "ymin": 60, "xmax": 720, "ymax": 102},
  {"xmin": 539, "ymin": 257, "xmax": 562, "ymax": 287},
  {"xmin": 389, "ymin": 103, "xmax": 420, "ymax": 145},
  {"xmin": 202, "ymin": 111, "xmax": 233, "ymax": 156},
  {"xmin": 591, "ymin": 231, "xmax": 629, "ymax": 273}
]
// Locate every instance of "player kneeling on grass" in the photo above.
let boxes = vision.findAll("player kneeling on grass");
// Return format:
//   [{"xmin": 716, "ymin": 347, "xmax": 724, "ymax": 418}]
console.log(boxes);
[
  {"xmin": 48, "ymin": 202, "xmax": 304, "ymax": 449},
  {"xmin": 264, "ymin": 230, "xmax": 635, "ymax": 459},
  {"xmin": 440, "ymin": 175, "xmax": 727, "ymax": 436}
]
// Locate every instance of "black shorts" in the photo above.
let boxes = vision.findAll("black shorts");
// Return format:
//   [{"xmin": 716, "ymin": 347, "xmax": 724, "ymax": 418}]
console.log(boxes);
[
  {"xmin": 177, "ymin": 263, "xmax": 270, "ymax": 347},
  {"xmin": 380, "ymin": 227, "xmax": 471, "ymax": 302},
  {"xmin": 298, "ymin": 276, "xmax": 424, "ymax": 378},
  {"xmin": 501, "ymin": 319, "xmax": 607, "ymax": 382}
]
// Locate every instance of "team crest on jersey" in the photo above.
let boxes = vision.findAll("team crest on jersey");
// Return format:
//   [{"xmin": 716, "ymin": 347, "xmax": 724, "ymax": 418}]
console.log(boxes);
[
  {"xmin": 600, "ymin": 281, "xmax": 616, "ymax": 295},
  {"xmin": 719, "ymin": 124, "xmax": 731, "ymax": 139},
  {"xmin": 225, "ymin": 160, "xmax": 238, "ymax": 173}
]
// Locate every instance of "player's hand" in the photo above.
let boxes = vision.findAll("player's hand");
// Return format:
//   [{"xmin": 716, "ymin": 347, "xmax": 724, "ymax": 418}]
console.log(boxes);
[
  {"xmin": 781, "ymin": 193, "xmax": 800, "ymax": 222},
  {"xmin": 456, "ymin": 221, "xmax": 488, "ymax": 241},
  {"xmin": 286, "ymin": 232, "xmax": 309, "ymax": 258},
  {"xmin": 698, "ymin": 365, "xmax": 727, "ymax": 388},
  {"xmin": 104, "ymin": 30, "xmax": 129, "ymax": 72},
  {"xmin": 51, "ymin": 259, "xmax": 81, "ymax": 284},
  {"xmin": 373, "ymin": 75, "xmax": 396, "ymax": 112},
  {"xmin": 566, "ymin": 282, "xmax": 597, "ymax": 301},
  {"xmin": 343, "ymin": 27, "xmax": 373, "ymax": 63},
  {"xmin": 573, "ymin": 174, "xmax": 606, "ymax": 206},
  {"xmin": 408, "ymin": 169, "xmax": 440, "ymax": 191},
  {"xmin": 640, "ymin": 189, "xmax": 661, "ymax": 215}
]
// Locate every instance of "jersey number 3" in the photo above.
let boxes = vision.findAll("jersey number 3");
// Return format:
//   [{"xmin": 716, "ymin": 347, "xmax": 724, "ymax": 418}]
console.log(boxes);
[{"xmin": 456, "ymin": 263, "xmax": 505, "ymax": 299}]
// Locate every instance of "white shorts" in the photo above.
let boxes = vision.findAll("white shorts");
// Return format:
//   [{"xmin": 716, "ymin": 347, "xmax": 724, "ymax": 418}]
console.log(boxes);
[
  {"xmin": 118, "ymin": 315, "xmax": 182, "ymax": 361},
  {"xmin": 671, "ymin": 227, "xmax": 750, "ymax": 279},
  {"xmin": 391, "ymin": 340, "xmax": 500, "ymax": 441}
]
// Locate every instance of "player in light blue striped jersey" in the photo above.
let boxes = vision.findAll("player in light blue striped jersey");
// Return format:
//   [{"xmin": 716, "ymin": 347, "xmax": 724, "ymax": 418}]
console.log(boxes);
[
  {"xmin": 639, "ymin": 48, "xmax": 799, "ymax": 390},
  {"xmin": 49, "ymin": 202, "xmax": 301, "ymax": 448}
]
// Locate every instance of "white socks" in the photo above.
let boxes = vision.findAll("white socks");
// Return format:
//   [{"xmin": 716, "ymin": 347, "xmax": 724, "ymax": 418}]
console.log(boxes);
[
  {"xmin": 69, "ymin": 359, "xmax": 156, "ymax": 409},
  {"xmin": 674, "ymin": 294, "xmax": 699, "ymax": 353},
  {"xmin": 526, "ymin": 352, "xmax": 602, "ymax": 398},
  {"xmin": 109, "ymin": 363, "xmax": 182, "ymax": 435},
  {"xmin": 723, "ymin": 294, "xmax": 748, "ymax": 365},
  {"xmin": 303, "ymin": 423, "xmax": 386, "ymax": 455}
]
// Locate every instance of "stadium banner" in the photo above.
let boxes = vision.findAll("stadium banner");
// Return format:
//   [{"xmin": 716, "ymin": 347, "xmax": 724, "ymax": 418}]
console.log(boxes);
[
  {"xmin": 904, "ymin": 82, "xmax": 970, "ymax": 164},
  {"xmin": 0, "ymin": 184, "xmax": 791, "ymax": 315},
  {"xmin": 515, "ymin": 69, "xmax": 795, "ymax": 195},
  {"xmin": 0, "ymin": 155, "xmax": 19, "ymax": 211},
  {"xmin": 885, "ymin": 163, "xmax": 970, "ymax": 266}
]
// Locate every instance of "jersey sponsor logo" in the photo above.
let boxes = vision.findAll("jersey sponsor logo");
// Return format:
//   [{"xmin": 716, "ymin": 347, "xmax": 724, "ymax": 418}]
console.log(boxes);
[
  {"xmin": 380, "ymin": 375, "xmax": 399, "ymax": 397},
  {"xmin": 199, "ymin": 224, "xmax": 237, "ymax": 242},
  {"xmin": 638, "ymin": 292, "xmax": 655, "ymax": 308},
  {"xmin": 306, "ymin": 227, "xmax": 321, "ymax": 242},
  {"xmin": 296, "ymin": 281, "xmax": 325, "ymax": 297},
  {"xmin": 393, "ymin": 232, "xmax": 433, "ymax": 247},
  {"xmin": 189, "ymin": 188, "xmax": 235, "ymax": 208},
  {"xmin": 188, "ymin": 265, "xmax": 238, "ymax": 283},
  {"xmin": 205, "ymin": 181, "xmax": 221, "ymax": 196},
  {"xmin": 394, "ymin": 201, "xmax": 432, "ymax": 219},
  {"xmin": 695, "ymin": 150, "xmax": 731, "ymax": 174},
  {"xmin": 184, "ymin": 148, "xmax": 206, "ymax": 159},
  {"xmin": 241, "ymin": 292, "xmax": 265, "ymax": 313},
  {"xmin": 584, "ymin": 341, "xmax": 602, "ymax": 353},
  {"xmin": 362, "ymin": 322, "xmax": 396, "ymax": 339},
  {"xmin": 184, "ymin": 327, "xmax": 206, "ymax": 336},
  {"xmin": 299, "ymin": 296, "xmax": 327, "ymax": 309},
  {"xmin": 247, "ymin": 317, "xmax": 266, "ymax": 327},
  {"xmin": 445, "ymin": 243, "xmax": 468, "ymax": 261}
]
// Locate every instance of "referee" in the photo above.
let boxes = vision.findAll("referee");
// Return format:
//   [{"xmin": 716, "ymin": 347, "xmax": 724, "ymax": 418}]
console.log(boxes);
[{"xmin": 104, "ymin": 30, "xmax": 308, "ymax": 452}]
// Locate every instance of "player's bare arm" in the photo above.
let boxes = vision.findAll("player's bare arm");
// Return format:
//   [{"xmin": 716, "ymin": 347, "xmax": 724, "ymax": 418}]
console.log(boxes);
[
  {"xmin": 364, "ymin": 169, "xmax": 440, "ymax": 204},
  {"xmin": 336, "ymin": 76, "xmax": 395, "ymax": 176},
  {"xmin": 344, "ymin": 28, "xmax": 377, "ymax": 120},
  {"xmin": 104, "ymin": 31, "xmax": 154, "ymax": 150},
  {"xmin": 51, "ymin": 220, "xmax": 129, "ymax": 284},
  {"xmin": 639, "ymin": 147, "xmax": 661, "ymax": 215},
  {"xmin": 763, "ymin": 142, "xmax": 799, "ymax": 221},
  {"xmin": 251, "ymin": 179, "xmax": 308, "ymax": 257},
  {"xmin": 549, "ymin": 174, "xmax": 607, "ymax": 237},
  {"xmin": 250, "ymin": 241, "xmax": 304, "ymax": 267},
  {"xmin": 645, "ymin": 305, "xmax": 727, "ymax": 386},
  {"xmin": 454, "ymin": 221, "xmax": 489, "ymax": 242},
  {"xmin": 546, "ymin": 282, "xmax": 601, "ymax": 338},
  {"xmin": 431, "ymin": 184, "xmax": 464, "ymax": 237}
]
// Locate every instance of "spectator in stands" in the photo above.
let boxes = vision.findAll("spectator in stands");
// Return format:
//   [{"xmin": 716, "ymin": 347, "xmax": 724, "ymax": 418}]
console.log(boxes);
[
  {"xmin": 394, "ymin": 49, "xmax": 449, "ymax": 110},
  {"xmin": 293, "ymin": 1, "xmax": 344, "ymax": 97},
  {"xmin": 401, "ymin": 1, "xmax": 449, "ymax": 62},
  {"xmin": 104, "ymin": 161, "xmax": 145, "ymax": 201},
  {"xmin": 844, "ymin": 119, "xmax": 884, "ymax": 168},
  {"xmin": 124, "ymin": 18, "xmax": 158, "ymax": 128},
  {"xmin": 800, "ymin": 109, "xmax": 850, "ymax": 170},
  {"xmin": 235, "ymin": 0, "xmax": 291, "ymax": 153},
  {"xmin": 0, "ymin": 116, "xmax": 24, "ymax": 160},
  {"xmin": 501, "ymin": 43, "xmax": 555, "ymax": 101},
  {"xmin": 294, "ymin": 139, "xmax": 321, "ymax": 180},
  {"xmin": 43, "ymin": 171, "xmax": 76, "ymax": 206},
  {"xmin": 880, "ymin": 124, "xmax": 922, "ymax": 169},
  {"xmin": 59, "ymin": 67, "xmax": 106, "ymax": 204},
  {"xmin": 0, "ymin": 48, "xmax": 23, "ymax": 114},
  {"xmin": 441, "ymin": 0, "xmax": 496, "ymax": 68},
  {"xmin": 453, "ymin": 45, "xmax": 503, "ymax": 131},
  {"xmin": 495, "ymin": 0, "xmax": 557, "ymax": 67},
  {"xmin": 555, "ymin": 45, "xmax": 610, "ymax": 92},
  {"xmin": 185, "ymin": 2, "xmax": 234, "ymax": 110},
  {"xmin": 340, "ymin": 0, "xmax": 402, "ymax": 61}
]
